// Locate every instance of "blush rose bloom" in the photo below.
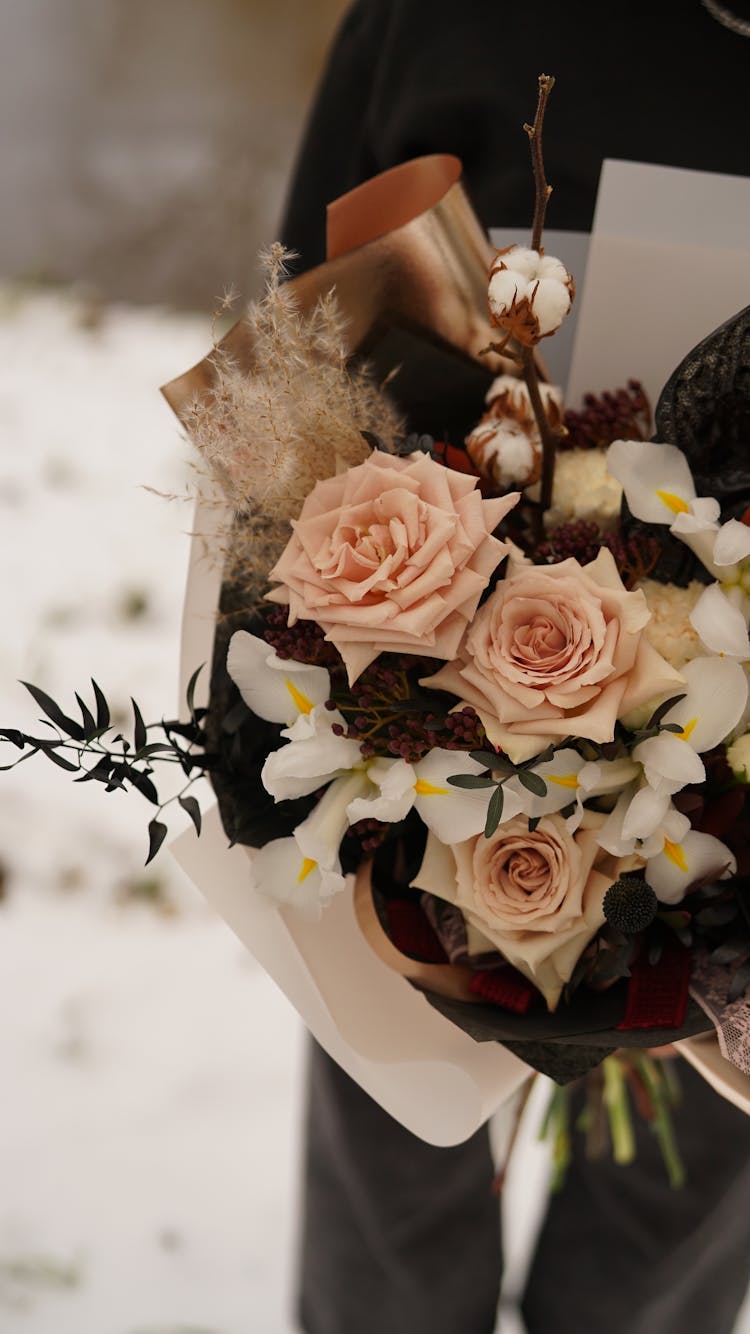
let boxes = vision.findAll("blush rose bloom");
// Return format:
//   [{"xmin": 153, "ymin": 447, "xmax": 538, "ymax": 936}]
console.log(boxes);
[
  {"xmin": 423, "ymin": 548, "xmax": 685, "ymax": 763},
  {"xmin": 413, "ymin": 814, "xmax": 639, "ymax": 1010},
  {"xmin": 267, "ymin": 451, "xmax": 519, "ymax": 683}
]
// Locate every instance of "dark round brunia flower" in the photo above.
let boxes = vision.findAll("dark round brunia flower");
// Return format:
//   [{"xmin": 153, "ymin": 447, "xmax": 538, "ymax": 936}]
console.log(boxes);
[{"xmin": 603, "ymin": 877, "xmax": 659, "ymax": 934}]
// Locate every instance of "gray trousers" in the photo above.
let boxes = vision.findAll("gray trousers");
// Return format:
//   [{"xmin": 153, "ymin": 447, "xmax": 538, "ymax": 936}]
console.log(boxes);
[{"xmin": 297, "ymin": 1043, "xmax": 750, "ymax": 1334}]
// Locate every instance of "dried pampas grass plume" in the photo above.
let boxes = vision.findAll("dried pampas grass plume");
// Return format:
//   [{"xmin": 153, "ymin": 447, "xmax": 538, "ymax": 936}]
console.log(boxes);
[{"xmin": 185, "ymin": 243, "xmax": 403, "ymax": 525}]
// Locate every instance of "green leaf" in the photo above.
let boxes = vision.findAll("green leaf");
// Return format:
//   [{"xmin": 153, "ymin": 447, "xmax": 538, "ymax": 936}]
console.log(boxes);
[
  {"xmin": 91, "ymin": 679, "xmax": 110, "ymax": 731},
  {"xmin": 519, "ymin": 744, "xmax": 555, "ymax": 769},
  {"xmin": 146, "ymin": 818, "xmax": 168, "ymax": 865},
  {"xmin": 38, "ymin": 742, "xmax": 80, "ymax": 772},
  {"xmin": 105, "ymin": 763, "xmax": 128, "ymax": 792},
  {"xmin": 696, "ymin": 903, "xmax": 738, "ymax": 928},
  {"xmin": 528, "ymin": 815, "xmax": 541, "ymax": 832},
  {"xmin": 75, "ymin": 692, "xmax": 97, "ymax": 738},
  {"xmin": 74, "ymin": 756, "xmax": 113, "ymax": 784},
  {"xmin": 710, "ymin": 942, "xmax": 748, "ymax": 966},
  {"xmin": 447, "ymin": 773, "xmax": 496, "ymax": 789},
  {"xmin": 0, "ymin": 729, "xmax": 25, "ymax": 749},
  {"xmin": 21, "ymin": 682, "xmax": 85, "ymax": 741},
  {"xmin": 484, "ymin": 785, "xmax": 504, "ymax": 838},
  {"xmin": 132, "ymin": 698, "xmax": 147, "ymax": 752},
  {"xmin": 560, "ymin": 801, "xmax": 578, "ymax": 820},
  {"xmin": 129, "ymin": 769, "xmax": 159, "ymax": 805},
  {"xmin": 178, "ymin": 794, "xmax": 202, "ymax": 836},
  {"xmin": 518, "ymin": 769, "xmax": 547, "ymax": 797},
  {"xmin": 648, "ymin": 938, "xmax": 664, "ymax": 967},
  {"xmin": 163, "ymin": 720, "xmax": 200, "ymax": 741},
  {"xmin": 646, "ymin": 694, "xmax": 686, "ymax": 730},
  {"xmin": 469, "ymin": 750, "xmax": 512, "ymax": 773},
  {"xmin": 185, "ymin": 665, "xmax": 204, "ymax": 720}
]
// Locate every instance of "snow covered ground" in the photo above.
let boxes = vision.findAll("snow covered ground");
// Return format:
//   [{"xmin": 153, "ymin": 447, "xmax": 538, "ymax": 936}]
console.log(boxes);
[
  {"xmin": 0, "ymin": 288, "xmax": 746, "ymax": 1334},
  {"xmin": 0, "ymin": 289, "xmax": 307, "ymax": 1334}
]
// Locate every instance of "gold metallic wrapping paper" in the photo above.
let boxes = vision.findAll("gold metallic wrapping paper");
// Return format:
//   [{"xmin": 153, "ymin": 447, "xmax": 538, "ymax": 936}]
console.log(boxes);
[{"xmin": 161, "ymin": 154, "xmax": 503, "ymax": 421}]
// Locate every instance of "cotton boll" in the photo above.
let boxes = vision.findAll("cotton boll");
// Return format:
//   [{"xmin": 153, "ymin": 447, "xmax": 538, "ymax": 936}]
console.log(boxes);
[
  {"xmin": 488, "ymin": 267, "xmax": 524, "ymax": 312},
  {"xmin": 466, "ymin": 420, "xmax": 539, "ymax": 489},
  {"xmin": 488, "ymin": 245, "xmax": 575, "ymax": 345},
  {"xmin": 533, "ymin": 277, "xmax": 573, "ymax": 336},
  {"xmin": 503, "ymin": 245, "xmax": 540, "ymax": 280},
  {"xmin": 538, "ymin": 254, "xmax": 571, "ymax": 285}
]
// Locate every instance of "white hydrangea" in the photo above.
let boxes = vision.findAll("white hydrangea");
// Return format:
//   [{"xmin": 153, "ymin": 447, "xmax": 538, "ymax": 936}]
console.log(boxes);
[
  {"xmin": 488, "ymin": 246, "xmax": 574, "ymax": 345},
  {"xmin": 638, "ymin": 579, "xmax": 705, "ymax": 671},
  {"xmin": 541, "ymin": 449, "xmax": 623, "ymax": 529},
  {"xmin": 727, "ymin": 731, "xmax": 750, "ymax": 783}
]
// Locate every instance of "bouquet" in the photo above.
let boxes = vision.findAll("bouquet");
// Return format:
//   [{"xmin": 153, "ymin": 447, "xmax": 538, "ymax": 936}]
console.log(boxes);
[{"xmin": 4, "ymin": 78, "xmax": 749, "ymax": 1170}]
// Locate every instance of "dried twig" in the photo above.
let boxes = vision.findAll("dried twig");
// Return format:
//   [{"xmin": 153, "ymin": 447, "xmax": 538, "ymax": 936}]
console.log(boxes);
[
  {"xmin": 521, "ymin": 74, "xmax": 564, "ymax": 526},
  {"xmin": 524, "ymin": 74, "xmax": 556, "ymax": 253}
]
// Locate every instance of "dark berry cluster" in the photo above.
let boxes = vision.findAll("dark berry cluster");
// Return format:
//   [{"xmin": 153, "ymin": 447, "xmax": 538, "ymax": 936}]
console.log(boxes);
[
  {"xmin": 344, "ymin": 817, "xmax": 390, "ymax": 855},
  {"xmin": 603, "ymin": 530, "xmax": 661, "ymax": 588},
  {"xmin": 262, "ymin": 613, "xmax": 486, "ymax": 764},
  {"xmin": 324, "ymin": 654, "xmax": 485, "ymax": 762},
  {"xmin": 536, "ymin": 519, "xmax": 606, "ymax": 566},
  {"xmin": 262, "ymin": 604, "xmax": 343, "ymax": 671},
  {"xmin": 563, "ymin": 381, "xmax": 651, "ymax": 451},
  {"xmin": 535, "ymin": 521, "xmax": 660, "ymax": 588}
]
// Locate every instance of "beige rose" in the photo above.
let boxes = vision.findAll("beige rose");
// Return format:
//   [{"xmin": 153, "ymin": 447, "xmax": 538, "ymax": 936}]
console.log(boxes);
[
  {"xmin": 267, "ymin": 451, "xmax": 518, "ymax": 683},
  {"xmin": 423, "ymin": 548, "xmax": 684, "ymax": 763},
  {"xmin": 413, "ymin": 814, "xmax": 635, "ymax": 1010}
]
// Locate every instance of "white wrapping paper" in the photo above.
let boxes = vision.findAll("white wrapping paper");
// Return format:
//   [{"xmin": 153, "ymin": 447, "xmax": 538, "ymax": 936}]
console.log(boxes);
[{"xmin": 170, "ymin": 491, "xmax": 530, "ymax": 1146}]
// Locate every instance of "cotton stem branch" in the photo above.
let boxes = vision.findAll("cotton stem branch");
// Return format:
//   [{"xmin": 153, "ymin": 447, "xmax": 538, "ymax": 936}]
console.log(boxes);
[
  {"xmin": 522, "ymin": 346, "xmax": 561, "ymax": 517},
  {"xmin": 522, "ymin": 73, "xmax": 560, "ymax": 530},
  {"xmin": 524, "ymin": 74, "xmax": 555, "ymax": 254}
]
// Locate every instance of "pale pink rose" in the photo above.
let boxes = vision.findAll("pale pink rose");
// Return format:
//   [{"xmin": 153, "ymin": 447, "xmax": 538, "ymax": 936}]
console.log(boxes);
[
  {"xmin": 414, "ymin": 815, "xmax": 636, "ymax": 1010},
  {"xmin": 423, "ymin": 548, "xmax": 685, "ymax": 763},
  {"xmin": 266, "ymin": 451, "xmax": 519, "ymax": 682}
]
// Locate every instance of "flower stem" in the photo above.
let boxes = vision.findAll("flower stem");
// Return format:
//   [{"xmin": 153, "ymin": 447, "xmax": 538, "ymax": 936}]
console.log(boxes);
[
  {"xmin": 539, "ymin": 1083, "xmax": 572, "ymax": 1192},
  {"xmin": 603, "ymin": 1055, "xmax": 636, "ymax": 1165},
  {"xmin": 632, "ymin": 1053, "xmax": 686, "ymax": 1189},
  {"xmin": 492, "ymin": 1075, "xmax": 537, "ymax": 1194}
]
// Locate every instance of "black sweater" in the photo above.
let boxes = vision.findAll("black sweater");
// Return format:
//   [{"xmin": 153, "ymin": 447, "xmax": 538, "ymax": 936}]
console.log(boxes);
[{"xmin": 280, "ymin": 0, "xmax": 750, "ymax": 268}]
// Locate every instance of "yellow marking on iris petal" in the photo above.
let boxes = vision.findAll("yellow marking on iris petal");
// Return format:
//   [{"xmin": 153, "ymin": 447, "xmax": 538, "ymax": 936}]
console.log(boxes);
[
  {"xmin": 286, "ymin": 679, "xmax": 314, "ymax": 714},
  {"xmin": 656, "ymin": 489, "xmax": 689, "ymax": 516},
  {"xmin": 414, "ymin": 779, "xmax": 450, "ymax": 796},
  {"xmin": 663, "ymin": 839, "xmax": 688, "ymax": 872},
  {"xmin": 298, "ymin": 857, "xmax": 317, "ymax": 883},
  {"xmin": 677, "ymin": 717, "xmax": 698, "ymax": 741},
  {"xmin": 548, "ymin": 773, "xmax": 579, "ymax": 789}
]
